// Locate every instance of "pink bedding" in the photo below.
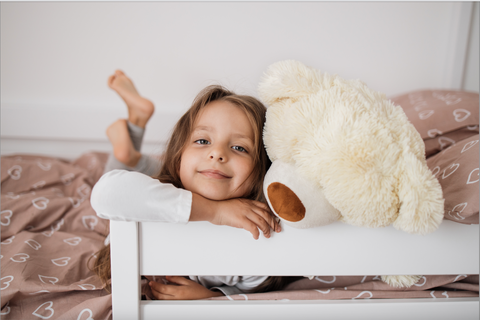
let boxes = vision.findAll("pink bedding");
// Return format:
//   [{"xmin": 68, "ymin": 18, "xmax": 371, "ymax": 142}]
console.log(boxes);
[
  {"xmin": 1, "ymin": 152, "xmax": 478, "ymax": 319},
  {"xmin": 1, "ymin": 153, "xmax": 112, "ymax": 319}
]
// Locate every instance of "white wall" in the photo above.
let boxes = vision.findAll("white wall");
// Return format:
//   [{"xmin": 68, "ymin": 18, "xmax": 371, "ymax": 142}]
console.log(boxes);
[
  {"xmin": 463, "ymin": 1, "xmax": 480, "ymax": 92},
  {"xmin": 1, "ymin": 2, "xmax": 478, "ymax": 159}
]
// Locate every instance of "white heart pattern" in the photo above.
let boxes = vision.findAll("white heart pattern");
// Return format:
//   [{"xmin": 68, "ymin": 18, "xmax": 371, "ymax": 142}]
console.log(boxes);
[
  {"xmin": 82, "ymin": 216, "xmax": 98, "ymax": 231},
  {"xmin": 32, "ymin": 197, "xmax": 49, "ymax": 210},
  {"xmin": 77, "ymin": 308, "xmax": 94, "ymax": 320},
  {"xmin": 42, "ymin": 226, "xmax": 55, "ymax": 237},
  {"xmin": 32, "ymin": 301, "xmax": 55, "ymax": 319},
  {"xmin": 38, "ymin": 275, "xmax": 59, "ymax": 285},
  {"xmin": 413, "ymin": 276, "xmax": 427, "ymax": 287},
  {"xmin": 433, "ymin": 92, "xmax": 462, "ymax": 105},
  {"xmin": 352, "ymin": 291, "xmax": 373, "ymax": 299},
  {"xmin": 461, "ymin": 140, "xmax": 479, "ymax": 153},
  {"xmin": 442, "ymin": 163, "xmax": 459, "ymax": 179},
  {"xmin": 37, "ymin": 161, "xmax": 52, "ymax": 171},
  {"xmin": 6, "ymin": 192, "xmax": 20, "ymax": 199},
  {"xmin": 1, "ymin": 275, "xmax": 14, "ymax": 290},
  {"xmin": 51, "ymin": 257, "xmax": 71, "ymax": 267},
  {"xmin": 32, "ymin": 181, "xmax": 46, "ymax": 189},
  {"xmin": 467, "ymin": 125, "xmax": 479, "ymax": 130},
  {"xmin": 77, "ymin": 184, "xmax": 91, "ymax": 200},
  {"xmin": 0, "ymin": 303, "xmax": 10, "ymax": 315},
  {"xmin": 431, "ymin": 166, "xmax": 440, "ymax": 177},
  {"xmin": 2, "ymin": 236, "xmax": 15, "ymax": 245},
  {"xmin": 1, "ymin": 210, "xmax": 13, "ymax": 226},
  {"xmin": 448, "ymin": 203, "xmax": 468, "ymax": 220},
  {"xmin": 25, "ymin": 239, "xmax": 42, "ymax": 250},
  {"xmin": 467, "ymin": 168, "xmax": 479, "ymax": 184},
  {"xmin": 453, "ymin": 109, "xmax": 471, "ymax": 122},
  {"xmin": 78, "ymin": 284, "xmax": 96, "ymax": 290},
  {"xmin": 63, "ymin": 237, "xmax": 82, "ymax": 246},
  {"xmin": 10, "ymin": 253, "xmax": 30, "ymax": 263},
  {"xmin": 454, "ymin": 274, "xmax": 467, "ymax": 282},
  {"xmin": 314, "ymin": 276, "xmax": 336, "ymax": 284},
  {"xmin": 427, "ymin": 129, "xmax": 443, "ymax": 138},
  {"xmin": 438, "ymin": 137, "xmax": 455, "ymax": 150},
  {"xmin": 61, "ymin": 173, "xmax": 75, "ymax": 185},
  {"xmin": 30, "ymin": 290, "xmax": 51, "ymax": 295},
  {"xmin": 69, "ymin": 197, "xmax": 82, "ymax": 208},
  {"xmin": 315, "ymin": 289, "xmax": 331, "ymax": 294},
  {"xmin": 419, "ymin": 110, "xmax": 434, "ymax": 120},
  {"xmin": 7, "ymin": 165, "xmax": 22, "ymax": 180}
]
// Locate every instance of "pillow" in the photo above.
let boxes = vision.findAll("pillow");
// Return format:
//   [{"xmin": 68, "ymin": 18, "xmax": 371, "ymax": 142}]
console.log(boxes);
[
  {"xmin": 426, "ymin": 134, "xmax": 479, "ymax": 224},
  {"xmin": 390, "ymin": 90, "xmax": 479, "ymax": 158}
]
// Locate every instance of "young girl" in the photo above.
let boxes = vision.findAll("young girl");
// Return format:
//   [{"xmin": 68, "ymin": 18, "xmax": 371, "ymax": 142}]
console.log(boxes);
[{"xmin": 90, "ymin": 70, "xmax": 302, "ymax": 300}]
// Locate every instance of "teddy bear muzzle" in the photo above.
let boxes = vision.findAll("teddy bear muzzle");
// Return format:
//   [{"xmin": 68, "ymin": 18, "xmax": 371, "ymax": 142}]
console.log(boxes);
[
  {"xmin": 263, "ymin": 160, "xmax": 341, "ymax": 229},
  {"xmin": 267, "ymin": 182, "xmax": 306, "ymax": 222}
]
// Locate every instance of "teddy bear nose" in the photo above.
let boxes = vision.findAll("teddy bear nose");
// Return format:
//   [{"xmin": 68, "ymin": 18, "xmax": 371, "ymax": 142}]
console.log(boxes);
[{"xmin": 267, "ymin": 182, "xmax": 306, "ymax": 222}]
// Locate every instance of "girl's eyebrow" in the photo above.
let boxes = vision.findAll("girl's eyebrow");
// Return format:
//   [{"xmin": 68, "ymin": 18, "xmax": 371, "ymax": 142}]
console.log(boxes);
[
  {"xmin": 194, "ymin": 126, "xmax": 252, "ymax": 142},
  {"xmin": 193, "ymin": 126, "xmax": 212, "ymax": 132},
  {"xmin": 232, "ymin": 133, "xmax": 253, "ymax": 141}
]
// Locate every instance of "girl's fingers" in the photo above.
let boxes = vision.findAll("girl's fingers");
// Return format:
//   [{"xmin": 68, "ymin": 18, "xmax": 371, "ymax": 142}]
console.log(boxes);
[
  {"xmin": 246, "ymin": 213, "xmax": 271, "ymax": 238},
  {"xmin": 165, "ymin": 276, "xmax": 189, "ymax": 285},
  {"xmin": 149, "ymin": 281, "xmax": 174, "ymax": 299},
  {"xmin": 249, "ymin": 203, "xmax": 280, "ymax": 233},
  {"xmin": 242, "ymin": 219, "xmax": 260, "ymax": 240},
  {"xmin": 252, "ymin": 200, "xmax": 271, "ymax": 212}
]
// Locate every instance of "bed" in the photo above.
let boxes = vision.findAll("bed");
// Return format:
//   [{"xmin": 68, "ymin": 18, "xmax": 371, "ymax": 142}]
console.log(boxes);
[{"xmin": 1, "ymin": 89, "xmax": 479, "ymax": 319}]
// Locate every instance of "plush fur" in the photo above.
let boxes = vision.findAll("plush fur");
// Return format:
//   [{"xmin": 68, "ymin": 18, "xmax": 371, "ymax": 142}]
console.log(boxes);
[{"xmin": 259, "ymin": 60, "xmax": 444, "ymax": 235}]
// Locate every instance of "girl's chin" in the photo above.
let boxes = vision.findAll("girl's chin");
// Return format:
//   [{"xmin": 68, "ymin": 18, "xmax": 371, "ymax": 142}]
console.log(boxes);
[
  {"xmin": 196, "ymin": 187, "xmax": 242, "ymax": 201},
  {"xmin": 198, "ymin": 189, "xmax": 230, "ymax": 201}
]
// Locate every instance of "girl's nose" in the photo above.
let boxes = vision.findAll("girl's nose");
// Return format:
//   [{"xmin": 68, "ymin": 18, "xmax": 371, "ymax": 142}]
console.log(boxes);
[{"xmin": 209, "ymin": 148, "xmax": 226, "ymax": 162}]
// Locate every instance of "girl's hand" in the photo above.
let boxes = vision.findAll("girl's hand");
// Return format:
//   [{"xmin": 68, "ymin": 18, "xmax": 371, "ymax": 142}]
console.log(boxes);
[
  {"xmin": 211, "ymin": 198, "xmax": 280, "ymax": 240},
  {"xmin": 190, "ymin": 194, "xmax": 281, "ymax": 240},
  {"xmin": 149, "ymin": 276, "xmax": 223, "ymax": 300}
]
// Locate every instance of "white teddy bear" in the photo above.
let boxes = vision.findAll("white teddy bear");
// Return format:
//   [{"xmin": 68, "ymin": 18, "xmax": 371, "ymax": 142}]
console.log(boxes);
[
  {"xmin": 258, "ymin": 61, "xmax": 445, "ymax": 288},
  {"xmin": 259, "ymin": 60, "xmax": 444, "ymax": 235}
]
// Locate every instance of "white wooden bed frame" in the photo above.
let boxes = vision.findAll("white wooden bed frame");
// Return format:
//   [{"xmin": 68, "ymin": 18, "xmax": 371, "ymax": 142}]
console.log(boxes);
[{"xmin": 110, "ymin": 219, "xmax": 479, "ymax": 320}]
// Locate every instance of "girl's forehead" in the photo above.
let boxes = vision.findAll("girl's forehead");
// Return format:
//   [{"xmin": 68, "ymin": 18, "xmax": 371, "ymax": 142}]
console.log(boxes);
[{"xmin": 194, "ymin": 101, "xmax": 255, "ymax": 139}]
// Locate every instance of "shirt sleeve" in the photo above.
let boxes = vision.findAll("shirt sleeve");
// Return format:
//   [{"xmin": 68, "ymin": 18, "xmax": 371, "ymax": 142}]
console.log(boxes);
[
  {"xmin": 90, "ymin": 169, "xmax": 192, "ymax": 224},
  {"xmin": 189, "ymin": 276, "xmax": 269, "ymax": 296}
]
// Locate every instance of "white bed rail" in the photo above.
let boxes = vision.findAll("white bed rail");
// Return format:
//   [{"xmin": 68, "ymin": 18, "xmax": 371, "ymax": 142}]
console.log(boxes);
[{"xmin": 110, "ymin": 220, "xmax": 479, "ymax": 320}]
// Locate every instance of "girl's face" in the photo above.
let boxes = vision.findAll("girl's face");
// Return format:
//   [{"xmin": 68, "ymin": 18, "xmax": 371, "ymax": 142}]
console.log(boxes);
[{"xmin": 179, "ymin": 100, "xmax": 255, "ymax": 201}]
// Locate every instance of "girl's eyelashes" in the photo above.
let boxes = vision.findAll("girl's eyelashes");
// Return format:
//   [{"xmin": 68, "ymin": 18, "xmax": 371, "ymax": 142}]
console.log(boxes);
[
  {"xmin": 194, "ymin": 139, "xmax": 210, "ymax": 145},
  {"xmin": 232, "ymin": 145, "xmax": 247, "ymax": 153},
  {"xmin": 194, "ymin": 138, "xmax": 248, "ymax": 153}
]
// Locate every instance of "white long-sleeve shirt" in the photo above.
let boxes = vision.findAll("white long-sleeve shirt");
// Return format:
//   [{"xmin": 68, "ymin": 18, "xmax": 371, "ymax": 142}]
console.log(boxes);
[{"xmin": 90, "ymin": 169, "xmax": 268, "ymax": 296}]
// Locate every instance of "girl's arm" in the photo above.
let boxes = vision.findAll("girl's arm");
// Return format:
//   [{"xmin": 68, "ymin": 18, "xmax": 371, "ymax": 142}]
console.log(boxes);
[
  {"xmin": 190, "ymin": 193, "xmax": 280, "ymax": 240},
  {"xmin": 91, "ymin": 170, "xmax": 280, "ymax": 239}
]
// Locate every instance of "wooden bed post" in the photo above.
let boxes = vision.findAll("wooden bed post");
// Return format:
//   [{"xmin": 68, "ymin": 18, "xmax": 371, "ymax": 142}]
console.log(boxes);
[{"xmin": 110, "ymin": 220, "xmax": 141, "ymax": 320}]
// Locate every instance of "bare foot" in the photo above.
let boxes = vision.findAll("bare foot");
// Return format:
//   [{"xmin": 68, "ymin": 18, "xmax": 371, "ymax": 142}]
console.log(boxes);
[
  {"xmin": 108, "ymin": 70, "xmax": 154, "ymax": 128},
  {"xmin": 106, "ymin": 119, "xmax": 141, "ymax": 167}
]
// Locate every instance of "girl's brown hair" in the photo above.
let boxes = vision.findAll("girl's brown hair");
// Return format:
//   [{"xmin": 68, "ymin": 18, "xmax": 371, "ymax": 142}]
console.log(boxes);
[
  {"xmin": 154, "ymin": 84, "xmax": 270, "ymax": 201},
  {"xmin": 91, "ymin": 85, "xmax": 286, "ymax": 293}
]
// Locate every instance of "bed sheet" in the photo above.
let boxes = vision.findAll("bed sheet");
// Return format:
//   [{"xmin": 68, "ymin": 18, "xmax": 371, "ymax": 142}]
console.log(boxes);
[
  {"xmin": 1, "ymin": 152, "xmax": 112, "ymax": 319},
  {"xmin": 1, "ymin": 152, "xmax": 478, "ymax": 320}
]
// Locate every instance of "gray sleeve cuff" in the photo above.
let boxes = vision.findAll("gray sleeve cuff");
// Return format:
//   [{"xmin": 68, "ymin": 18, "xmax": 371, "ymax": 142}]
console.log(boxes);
[{"xmin": 211, "ymin": 285, "xmax": 244, "ymax": 296}]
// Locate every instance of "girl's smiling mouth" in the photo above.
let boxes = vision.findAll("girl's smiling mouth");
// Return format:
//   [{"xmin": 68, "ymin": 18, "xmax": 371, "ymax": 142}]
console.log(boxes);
[{"xmin": 199, "ymin": 169, "xmax": 231, "ymax": 179}]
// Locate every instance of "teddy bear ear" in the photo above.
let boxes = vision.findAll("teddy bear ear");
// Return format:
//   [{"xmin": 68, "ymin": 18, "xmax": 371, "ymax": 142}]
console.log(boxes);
[{"xmin": 258, "ymin": 60, "xmax": 323, "ymax": 106}]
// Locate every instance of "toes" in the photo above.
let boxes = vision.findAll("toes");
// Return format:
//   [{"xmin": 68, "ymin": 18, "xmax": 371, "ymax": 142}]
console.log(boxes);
[
  {"xmin": 107, "ymin": 74, "xmax": 116, "ymax": 87},
  {"xmin": 115, "ymin": 69, "xmax": 125, "ymax": 76}
]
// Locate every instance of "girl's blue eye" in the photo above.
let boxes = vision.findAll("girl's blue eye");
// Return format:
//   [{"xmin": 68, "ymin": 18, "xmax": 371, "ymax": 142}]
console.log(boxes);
[
  {"xmin": 195, "ymin": 139, "xmax": 210, "ymax": 145},
  {"xmin": 232, "ymin": 146, "xmax": 247, "ymax": 153}
]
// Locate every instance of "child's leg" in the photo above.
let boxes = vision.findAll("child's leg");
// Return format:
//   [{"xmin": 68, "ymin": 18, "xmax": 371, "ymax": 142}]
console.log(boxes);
[
  {"xmin": 103, "ymin": 119, "xmax": 162, "ymax": 176},
  {"xmin": 103, "ymin": 70, "xmax": 161, "ymax": 176}
]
